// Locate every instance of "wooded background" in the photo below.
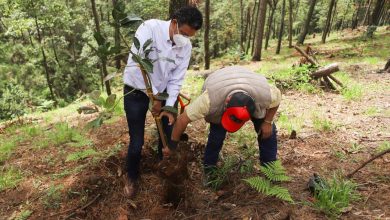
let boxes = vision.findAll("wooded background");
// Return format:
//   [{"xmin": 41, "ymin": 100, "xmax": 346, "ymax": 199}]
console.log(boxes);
[{"xmin": 0, "ymin": 0, "xmax": 388, "ymax": 121}]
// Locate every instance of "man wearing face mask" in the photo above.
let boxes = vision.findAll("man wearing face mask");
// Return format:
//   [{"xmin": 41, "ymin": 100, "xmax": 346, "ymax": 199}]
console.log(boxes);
[{"xmin": 122, "ymin": 6, "xmax": 203, "ymax": 198}]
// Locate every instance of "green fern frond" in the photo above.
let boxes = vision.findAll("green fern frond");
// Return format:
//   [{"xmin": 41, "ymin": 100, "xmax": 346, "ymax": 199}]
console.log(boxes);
[
  {"xmin": 243, "ymin": 176, "xmax": 272, "ymax": 194},
  {"xmin": 260, "ymin": 160, "xmax": 291, "ymax": 182},
  {"xmin": 243, "ymin": 176, "xmax": 294, "ymax": 203},
  {"xmin": 268, "ymin": 185, "xmax": 294, "ymax": 203}
]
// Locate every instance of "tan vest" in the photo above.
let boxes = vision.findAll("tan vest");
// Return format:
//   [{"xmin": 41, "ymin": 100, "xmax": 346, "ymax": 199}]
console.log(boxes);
[{"xmin": 203, "ymin": 66, "xmax": 271, "ymax": 124}]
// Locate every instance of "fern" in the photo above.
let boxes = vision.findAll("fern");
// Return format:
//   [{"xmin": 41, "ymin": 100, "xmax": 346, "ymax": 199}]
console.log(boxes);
[
  {"xmin": 268, "ymin": 185, "xmax": 294, "ymax": 203},
  {"xmin": 244, "ymin": 176, "xmax": 294, "ymax": 203},
  {"xmin": 244, "ymin": 176, "xmax": 272, "ymax": 194},
  {"xmin": 260, "ymin": 160, "xmax": 291, "ymax": 182},
  {"xmin": 244, "ymin": 160, "xmax": 294, "ymax": 203}
]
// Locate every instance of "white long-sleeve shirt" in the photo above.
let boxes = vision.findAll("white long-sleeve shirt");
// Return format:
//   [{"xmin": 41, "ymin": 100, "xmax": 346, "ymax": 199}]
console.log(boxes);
[{"xmin": 123, "ymin": 19, "xmax": 192, "ymax": 106}]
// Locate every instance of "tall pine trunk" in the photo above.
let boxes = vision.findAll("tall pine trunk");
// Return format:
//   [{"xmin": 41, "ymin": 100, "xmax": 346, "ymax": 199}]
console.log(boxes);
[
  {"xmin": 243, "ymin": 6, "xmax": 251, "ymax": 45},
  {"xmin": 288, "ymin": 0, "xmax": 293, "ymax": 48},
  {"xmin": 112, "ymin": 0, "xmax": 121, "ymax": 70},
  {"xmin": 252, "ymin": 0, "xmax": 267, "ymax": 61},
  {"xmin": 264, "ymin": 2, "xmax": 276, "ymax": 50},
  {"xmin": 204, "ymin": 0, "xmax": 210, "ymax": 70},
  {"xmin": 328, "ymin": 0, "xmax": 338, "ymax": 35},
  {"xmin": 251, "ymin": 1, "xmax": 260, "ymax": 55},
  {"xmin": 361, "ymin": 0, "xmax": 372, "ymax": 25},
  {"xmin": 371, "ymin": 0, "xmax": 385, "ymax": 25},
  {"xmin": 352, "ymin": 0, "xmax": 362, "ymax": 29},
  {"xmin": 34, "ymin": 16, "xmax": 57, "ymax": 104},
  {"xmin": 276, "ymin": 0, "xmax": 286, "ymax": 54},
  {"xmin": 297, "ymin": 0, "xmax": 317, "ymax": 45},
  {"xmin": 240, "ymin": 0, "xmax": 245, "ymax": 52},
  {"xmin": 91, "ymin": 0, "xmax": 111, "ymax": 95},
  {"xmin": 246, "ymin": 2, "xmax": 257, "ymax": 54},
  {"xmin": 322, "ymin": 0, "xmax": 336, "ymax": 43}
]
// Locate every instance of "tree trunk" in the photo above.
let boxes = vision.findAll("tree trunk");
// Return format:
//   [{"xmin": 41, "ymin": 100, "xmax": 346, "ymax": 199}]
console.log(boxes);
[
  {"xmin": 297, "ymin": 0, "xmax": 317, "ymax": 45},
  {"xmin": 276, "ymin": 0, "xmax": 286, "ymax": 54},
  {"xmin": 377, "ymin": 3, "xmax": 387, "ymax": 25},
  {"xmin": 169, "ymin": 0, "xmax": 189, "ymax": 18},
  {"xmin": 272, "ymin": 18, "xmax": 277, "ymax": 38},
  {"xmin": 246, "ymin": 2, "xmax": 257, "ymax": 54},
  {"xmin": 240, "ymin": 0, "xmax": 245, "ymax": 52},
  {"xmin": 91, "ymin": 0, "xmax": 111, "ymax": 95},
  {"xmin": 251, "ymin": 1, "xmax": 261, "ymax": 55},
  {"xmin": 48, "ymin": 27, "xmax": 61, "ymax": 66},
  {"xmin": 112, "ymin": 0, "xmax": 121, "ymax": 70},
  {"xmin": 252, "ymin": 0, "xmax": 268, "ymax": 61},
  {"xmin": 288, "ymin": 0, "xmax": 293, "ymax": 48},
  {"xmin": 34, "ymin": 16, "xmax": 56, "ymax": 104},
  {"xmin": 371, "ymin": 0, "xmax": 385, "ymax": 25},
  {"xmin": 340, "ymin": 0, "xmax": 351, "ymax": 29},
  {"xmin": 204, "ymin": 0, "xmax": 210, "ymax": 70},
  {"xmin": 352, "ymin": 0, "xmax": 362, "ymax": 29},
  {"xmin": 27, "ymin": 29, "xmax": 34, "ymax": 47},
  {"xmin": 264, "ymin": 3, "xmax": 276, "ymax": 50},
  {"xmin": 361, "ymin": 0, "xmax": 372, "ymax": 25},
  {"xmin": 328, "ymin": 0, "xmax": 338, "ymax": 34},
  {"xmin": 322, "ymin": 0, "xmax": 336, "ymax": 43},
  {"xmin": 243, "ymin": 5, "xmax": 251, "ymax": 45},
  {"xmin": 293, "ymin": 0, "xmax": 300, "ymax": 22}
]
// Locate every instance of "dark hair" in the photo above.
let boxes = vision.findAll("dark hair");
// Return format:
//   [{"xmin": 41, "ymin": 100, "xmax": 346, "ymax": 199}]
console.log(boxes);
[{"xmin": 171, "ymin": 6, "xmax": 203, "ymax": 30}]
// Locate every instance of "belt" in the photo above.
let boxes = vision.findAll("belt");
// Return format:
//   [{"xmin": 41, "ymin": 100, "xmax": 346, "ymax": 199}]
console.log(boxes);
[{"xmin": 124, "ymin": 84, "xmax": 136, "ymax": 90}]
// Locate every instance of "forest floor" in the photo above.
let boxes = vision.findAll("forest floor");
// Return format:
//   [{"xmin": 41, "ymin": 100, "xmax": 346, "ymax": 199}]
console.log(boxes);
[{"xmin": 1, "ymin": 27, "xmax": 389, "ymax": 220}]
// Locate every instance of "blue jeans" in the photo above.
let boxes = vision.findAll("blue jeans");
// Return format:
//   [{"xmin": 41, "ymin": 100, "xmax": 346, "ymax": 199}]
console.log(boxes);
[
  {"xmin": 204, "ymin": 118, "xmax": 278, "ymax": 168},
  {"xmin": 123, "ymin": 86, "xmax": 174, "ymax": 181}
]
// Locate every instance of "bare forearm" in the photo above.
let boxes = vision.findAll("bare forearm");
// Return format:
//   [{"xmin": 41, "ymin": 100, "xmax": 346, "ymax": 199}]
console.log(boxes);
[{"xmin": 171, "ymin": 111, "xmax": 191, "ymax": 141}]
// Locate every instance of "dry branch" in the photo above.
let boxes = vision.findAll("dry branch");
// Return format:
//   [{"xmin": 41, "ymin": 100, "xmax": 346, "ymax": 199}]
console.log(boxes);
[
  {"xmin": 346, "ymin": 149, "xmax": 390, "ymax": 178},
  {"xmin": 323, "ymin": 76, "xmax": 337, "ymax": 90},
  {"xmin": 294, "ymin": 45, "xmax": 319, "ymax": 66}
]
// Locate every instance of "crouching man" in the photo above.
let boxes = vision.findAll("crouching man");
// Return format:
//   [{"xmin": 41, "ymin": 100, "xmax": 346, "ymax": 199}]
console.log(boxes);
[{"xmin": 162, "ymin": 66, "xmax": 282, "ymax": 179}]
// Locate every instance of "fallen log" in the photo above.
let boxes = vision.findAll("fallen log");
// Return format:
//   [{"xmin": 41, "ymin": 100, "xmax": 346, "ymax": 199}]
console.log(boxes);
[{"xmin": 311, "ymin": 63, "xmax": 340, "ymax": 78}]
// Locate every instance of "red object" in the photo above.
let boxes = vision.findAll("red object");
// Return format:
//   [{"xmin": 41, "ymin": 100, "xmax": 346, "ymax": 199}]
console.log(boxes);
[
  {"xmin": 178, "ymin": 95, "xmax": 191, "ymax": 114},
  {"xmin": 221, "ymin": 106, "xmax": 251, "ymax": 133}
]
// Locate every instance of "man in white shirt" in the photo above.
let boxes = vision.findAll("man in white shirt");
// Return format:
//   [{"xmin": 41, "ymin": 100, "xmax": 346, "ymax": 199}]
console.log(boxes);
[{"xmin": 123, "ymin": 6, "xmax": 202, "ymax": 198}]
